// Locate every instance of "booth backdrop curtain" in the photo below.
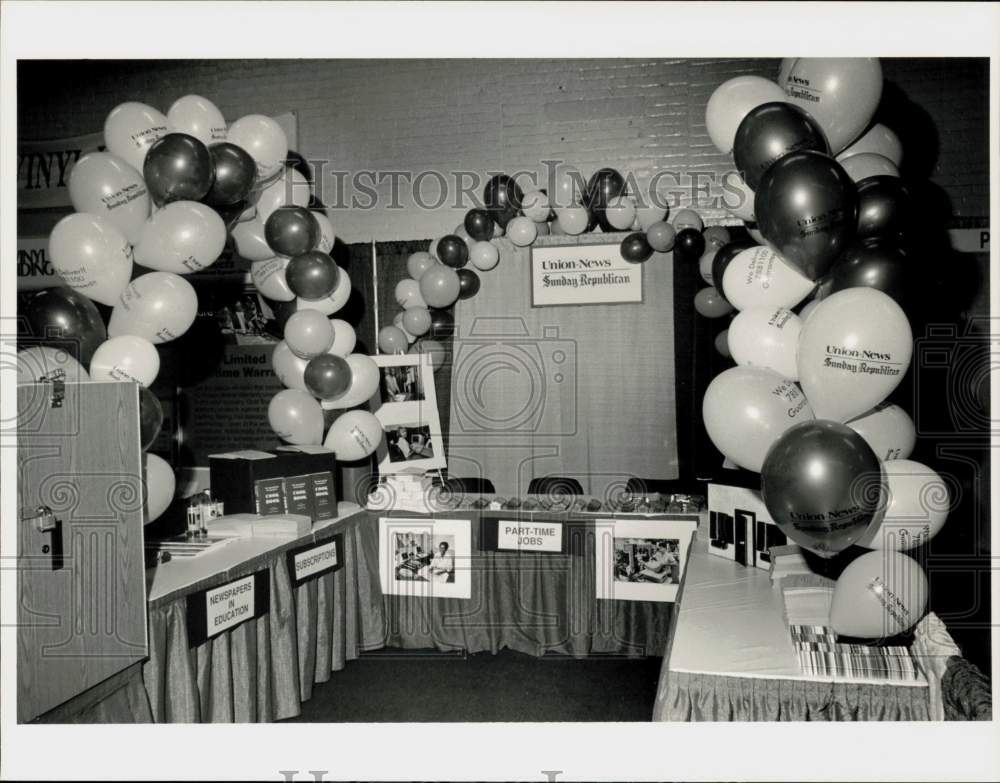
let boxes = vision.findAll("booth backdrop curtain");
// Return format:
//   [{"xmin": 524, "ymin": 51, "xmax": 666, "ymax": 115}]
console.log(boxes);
[{"xmin": 447, "ymin": 234, "xmax": 678, "ymax": 498}]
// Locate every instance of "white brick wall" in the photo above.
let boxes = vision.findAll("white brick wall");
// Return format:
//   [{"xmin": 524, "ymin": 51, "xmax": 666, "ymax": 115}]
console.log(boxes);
[{"xmin": 17, "ymin": 58, "xmax": 989, "ymax": 242}]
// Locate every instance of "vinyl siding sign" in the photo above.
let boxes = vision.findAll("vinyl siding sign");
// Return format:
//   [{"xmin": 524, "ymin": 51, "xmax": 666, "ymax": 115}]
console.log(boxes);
[{"xmin": 531, "ymin": 243, "xmax": 643, "ymax": 306}]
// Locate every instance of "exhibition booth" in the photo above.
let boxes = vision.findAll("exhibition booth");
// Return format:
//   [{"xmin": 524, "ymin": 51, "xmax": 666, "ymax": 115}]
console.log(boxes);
[{"xmin": 12, "ymin": 55, "xmax": 992, "ymax": 726}]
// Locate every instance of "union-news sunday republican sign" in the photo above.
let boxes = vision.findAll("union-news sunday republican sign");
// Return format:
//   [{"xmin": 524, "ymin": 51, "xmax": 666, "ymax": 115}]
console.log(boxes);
[{"xmin": 531, "ymin": 243, "xmax": 643, "ymax": 306}]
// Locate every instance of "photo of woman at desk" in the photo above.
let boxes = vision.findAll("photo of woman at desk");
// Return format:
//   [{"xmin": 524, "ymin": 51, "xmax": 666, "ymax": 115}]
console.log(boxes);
[{"xmin": 614, "ymin": 538, "xmax": 680, "ymax": 585}]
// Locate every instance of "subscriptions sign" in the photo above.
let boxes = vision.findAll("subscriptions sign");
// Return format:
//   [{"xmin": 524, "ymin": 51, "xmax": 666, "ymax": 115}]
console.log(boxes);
[{"xmin": 531, "ymin": 243, "xmax": 643, "ymax": 306}]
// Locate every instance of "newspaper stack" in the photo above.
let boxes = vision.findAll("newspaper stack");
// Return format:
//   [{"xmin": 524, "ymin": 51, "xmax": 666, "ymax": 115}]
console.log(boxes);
[
  {"xmin": 366, "ymin": 474, "xmax": 439, "ymax": 513},
  {"xmin": 205, "ymin": 512, "xmax": 313, "ymax": 538}
]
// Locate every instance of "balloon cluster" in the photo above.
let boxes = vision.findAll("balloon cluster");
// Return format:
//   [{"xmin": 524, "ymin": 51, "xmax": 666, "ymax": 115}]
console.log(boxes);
[{"xmin": 700, "ymin": 59, "xmax": 943, "ymax": 638}]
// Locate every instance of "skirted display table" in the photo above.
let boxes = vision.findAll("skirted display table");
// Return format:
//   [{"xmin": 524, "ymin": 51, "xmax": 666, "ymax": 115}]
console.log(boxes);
[
  {"xmin": 140, "ymin": 499, "xmax": 696, "ymax": 722},
  {"xmin": 652, "ymin": 539, "xmax": 968, "ymax": 721}
]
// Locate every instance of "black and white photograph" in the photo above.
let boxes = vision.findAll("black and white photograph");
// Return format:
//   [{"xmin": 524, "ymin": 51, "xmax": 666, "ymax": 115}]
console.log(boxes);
[
  {"xmin": 3, "ymin": 3, "xmax": 996, "ymax": 782},
  {"xmin": 614, "ymin": 538, "xmax": 681, "ymax": 585},
  {"xmin": 384, "ymin": 423, "xmax": 434, "ymax": 463},
  {"xmin": 378, "ymin": 517, "xmax": 471, "ymax": 601},
  {"xmin": 380, "ymin": 362, "xmax": 423, "ymax": 404}
]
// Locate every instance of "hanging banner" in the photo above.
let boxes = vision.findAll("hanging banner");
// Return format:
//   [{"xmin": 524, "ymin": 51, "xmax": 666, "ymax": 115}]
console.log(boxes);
[
  {"xmin": 17, "ymin": 131, "xmax": 104, "ymax": 210},
  {"xmin": 531, "ymin": 243, "xmax": 643, "ymax": 306},
  {"xmin": 16, "ymin": 236, "xmax": 65, "ymax": 291}
]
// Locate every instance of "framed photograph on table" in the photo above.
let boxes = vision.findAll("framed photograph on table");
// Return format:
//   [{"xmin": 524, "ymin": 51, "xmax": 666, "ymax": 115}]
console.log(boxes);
[
  {"xmin": 378, "ymin": 517, "xmax": 471, "ymax": 600},
  {"xmin": 594, "ymin": 517, "xmax": 698, "ymax": 602},
  {"xmin": 370, "ymin": 353, "xmax": 445, "ymax": 475}
]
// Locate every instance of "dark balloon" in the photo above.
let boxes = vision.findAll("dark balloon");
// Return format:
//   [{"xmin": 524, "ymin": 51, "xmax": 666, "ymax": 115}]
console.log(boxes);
[
  {"xmin": 620, "ymin": 232, "xmax": 654, "ymax": 263},
  {"xmin": 493, "ymin": 205, "xmax": 519, "ymax": 230},
  {"xmin": 204, "ymin": 142, "xmax": 257, "ymax": 206},
  {"xmin": 456, "ymin": 268, "xmax": 481, "ymax": 300},
  {"xmin": 674, "ymin": 227, "xmax": 706, "ymax": 259},
  {"xmin": 285, "ymin": 250, "xmax": 340, "ymax": 300},
  {"xmin": 24, "ymin": 286, "xmax": 107, "ymax": 367},
  {"xmin": 464, "ymin": 208, "xmax": 494, "ymax": 241},
  {"xmin": 142, "ymin": 132, "xmax": 214, "ymax": 206},
  {"xmin": 265, "ymin": 206, "xmax": 320, "ymax": 257},
  {"xmin": 585, "ymin": 168, "xmax": 625, "ymax": 211},
  {"xmin": 761, "ymin": 420, "xmax": 883, "ymax": 558},
  {"xmin": 755, "ymin": 150, "xmax": 858, "ymax": 281},
  {"xmin": 304, "ymin": 353, "xmax": 352, "ymax": 401},
  {"xmin": 429, "ymin": 309, "xmax": 456, "ymax": 339},
  {"xmin": 483, "ymin": 174, "xmax": 523, "ymax": 218},
  {"xmin": 828, "ymin": 241, "xmax": 908, "ymax": 304},
  {"xmin": 711, "ymin": 240, "xmax": 755, "ymax": 304},
  {"xmin": 855, "ymin": 176, "xmax": 911, "ymax": 244},
  {"xmin": 139, "ymin": 386, "xmax": 164, "ymax": 451},
  {"xmin": 437, "ymin": 235, "xmax": 470, "ymax": 268},
  {"xmin": 733, "ymin": 102, "xmax": 829, "ymax": 191}
]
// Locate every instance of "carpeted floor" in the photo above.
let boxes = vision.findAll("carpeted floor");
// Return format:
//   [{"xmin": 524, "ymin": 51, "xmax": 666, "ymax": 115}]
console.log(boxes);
[{"xmin": 284, "ymin": 648, "xmax": 663, "ymax": 722}]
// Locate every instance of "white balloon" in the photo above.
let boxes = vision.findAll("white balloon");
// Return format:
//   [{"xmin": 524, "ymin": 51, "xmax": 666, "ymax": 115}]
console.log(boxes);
[
  {"xmin": 251, "ymin": 257, "xmax": 295, "ymax": 302},
  {"xmin": 327, "ymin": 319, "xmax": 357, "ymax": 357},
  {"xmin": 323, "ymin": 410, "xmax": 383, "ymax": 461},
  {"xmin": 856, "ymin": 460, "xmax": 950, "ymax": 551},
  {"xmin": 846, "ymin": 403, "xmax": 916, "ymax": 462},
  {"xmin": 470, "ymin": 240, "xmax": 500, "ymax": 271},
  {"xmin": 144, "ymin": 453, "xmax": 176, "ymax": 525},
  {"xmin": 108, "ymin": 271, "xmax": 198, "ymax": 344},
  {"xmin": 256, "ymin": 167, "xmax": 312, "ymax": 223},
  {"xmin": 68, "ymin": 151, "xmax": 150, "ymax": 244},
  {"xmin": 728, "ymin": 306, "xmax": 802, "ymax": 380},
  {"xmin": 521, "ymin": 190, "xmax": 551, "ymax": 222},
  {"xmin": 721, "ymin": 246, "xmax": 815, "ymax": 311},
  {"xmin": 797, "ymin": 288, "xmax": 913, "ymax": 422},
  {"xmin": 551, "ymin": 164, "xmax": 584, "ymax": 209},
  {"xmin": 705, "ymin": 76, "xmax": 786, "ymax": 154},
  {"xmin": 703, "ymin": 366, "xmax": 815, "ymax": 472},
  {"xmin": 605, "ymin": 196, "xmax": 637, "ymax": 231},
  {"xmin": 103, "ymin": 101, "xmax": 168, "ymax": 173},
  {"xmin": 838, "ymin": 123, "xmax": 903, "ymax": 167},
  {"xmin": 506, "ymin": 216, "xmax": 538, "ymax": 247},
  {"xmin": 555, "ymin": 206, "xmax": 589, "ymax": 235},
  {"xmin": 798, "ymin": 298, "xmax": 821, "ymax": 321},
  {"xmin": 134, "ymin": 201, "xmax": 227, "ymax": 274},
  {"xmin": 312, "ymin": 211, "xmax": 336, "ymax": 254},
  {"xmin": 49, "ymin": 213, "xmax": 133, "ymax": 306},
  {"xmin": 296, "ymin": 265, "xmax": 351, "ymax": 315},
  {"xmin": 395, "ymin": 279, "xmax": 426, "ymax": 310},
  {"xmin": 166, "ymin": 94, "xmax": 227, "ymax": 146},
  {"xmin": 393, "ymin": 312, "xmax": 418, "ymax": 344},
  {"xmin": 232, "ymin": 218, "xmax": 273, "ymax": 262},
  {"xmin": 17, "ymin": 346, "xmax": 90, "ymax": 384},
  {"xmin": 89, "ymin": 335, "xmax": 160, "ymax": 386},
  {"xmin": 227, "ymin": 114, "xmax": 288, "ymax": 182},
  {"xmin": 272, "ymin": 340, "xmax": 310, "ymax": 392}
]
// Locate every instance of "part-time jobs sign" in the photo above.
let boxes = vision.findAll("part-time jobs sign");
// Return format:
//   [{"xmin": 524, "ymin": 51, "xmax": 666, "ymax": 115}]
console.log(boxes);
[{"xmin": 531, "ymin": 244, "xmax": 643, "ymax": 306}]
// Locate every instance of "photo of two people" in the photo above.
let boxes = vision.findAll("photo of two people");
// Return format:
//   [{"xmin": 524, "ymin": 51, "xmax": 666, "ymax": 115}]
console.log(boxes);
[
  {"xmin": 385, "ymin": 424, "xmax": 434, "ymax": 463},
  {"xmin": 614, "ymin": 538, "xmax": 680, "ymax": 585}
]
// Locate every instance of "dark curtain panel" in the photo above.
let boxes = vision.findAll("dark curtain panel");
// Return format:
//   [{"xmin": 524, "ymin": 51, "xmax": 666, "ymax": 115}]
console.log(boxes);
[
  {"xmin": 374, "ymin": 240, "xmax": 454, "ymax": 458},
  {"xmin": 335, "ymin": 240, "xmax": 377, "ymax": 355}
]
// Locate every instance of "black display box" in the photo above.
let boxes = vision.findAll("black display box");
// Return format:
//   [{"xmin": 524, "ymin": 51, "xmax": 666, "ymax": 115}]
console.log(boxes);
[{"xmin": 209, "ymin": 449, "xmax": 339, "ymax": 520}]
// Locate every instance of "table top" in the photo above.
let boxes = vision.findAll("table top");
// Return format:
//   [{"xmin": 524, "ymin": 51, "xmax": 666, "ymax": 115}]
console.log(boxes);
[
  {"xmin": 146, "ymin": 502, "xmax": 365, "ymax": 607},
  {"xmin": 668, "ymin": 540, "xmax": 927, "ymax": 687}
]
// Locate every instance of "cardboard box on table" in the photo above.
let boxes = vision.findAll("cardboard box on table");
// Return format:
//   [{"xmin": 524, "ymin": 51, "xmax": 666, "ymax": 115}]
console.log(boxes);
[
  {"xmin": 209, "ymin": 447, "xmax": 338, "ymax": 522},
  {"xmin": 708, "ymin": 470, "xmax": 787, "ymax": 571}
]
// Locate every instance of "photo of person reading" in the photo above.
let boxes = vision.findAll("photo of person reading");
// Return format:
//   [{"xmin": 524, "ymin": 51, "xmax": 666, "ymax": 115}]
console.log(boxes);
[
  {"xmin": 384, "ymin": 425, "xmax": 434, "ymax": 463},
  {"xmin": 613, "ymin": 538, "xmax": 680, "ymax": 585}
]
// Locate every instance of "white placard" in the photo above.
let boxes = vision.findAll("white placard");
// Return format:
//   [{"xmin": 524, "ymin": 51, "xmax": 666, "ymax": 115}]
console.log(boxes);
[
  {"xmin": 497, "ymin": 520, "xmax": 563, "ymax": 552},
  {"xmin": 531, "ymin": 243, "xmax": 643, "ymax": 306},
  {"xmin": 378, "ymin": 517, "xmax": 471, "ymax": 600},
  {"xmin": 594, "ymin": 517, "xmax": 697, "ymax": 603},
  {"xmin": 205, "ymin": 574, "xmax": 255, "ymax": 638},
  {"xmin": 293, "ymin": 540, "xmax": 339, "ymax": 581}
]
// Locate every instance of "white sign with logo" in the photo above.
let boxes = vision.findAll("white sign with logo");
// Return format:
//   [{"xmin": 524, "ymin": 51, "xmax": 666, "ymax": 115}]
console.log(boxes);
[
  {"xmin": 205, "ymin": 574, "xmax": 256, "ymax": 638},
  {"xmin": 531, "ymin": 243, "xmax": 643, "ymax": 306},
  {"xmin": 292, "ymin": 540, "xmax": 339, "ymax": 581},
  {"xmin": 497, "ymin": 520, "xmax": 563, "ymax": 552}
]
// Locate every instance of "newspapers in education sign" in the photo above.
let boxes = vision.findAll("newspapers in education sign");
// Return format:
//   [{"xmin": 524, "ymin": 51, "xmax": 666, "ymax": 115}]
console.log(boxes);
[{"xmin": 530, "ymin": 243, "xmax": 643, "ymax": 306}]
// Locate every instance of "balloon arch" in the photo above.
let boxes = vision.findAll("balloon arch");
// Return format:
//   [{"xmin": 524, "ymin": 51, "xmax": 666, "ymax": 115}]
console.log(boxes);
[{"xmin": 21, "ymin": 59, "xmax": 946, "ymax": 638}]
